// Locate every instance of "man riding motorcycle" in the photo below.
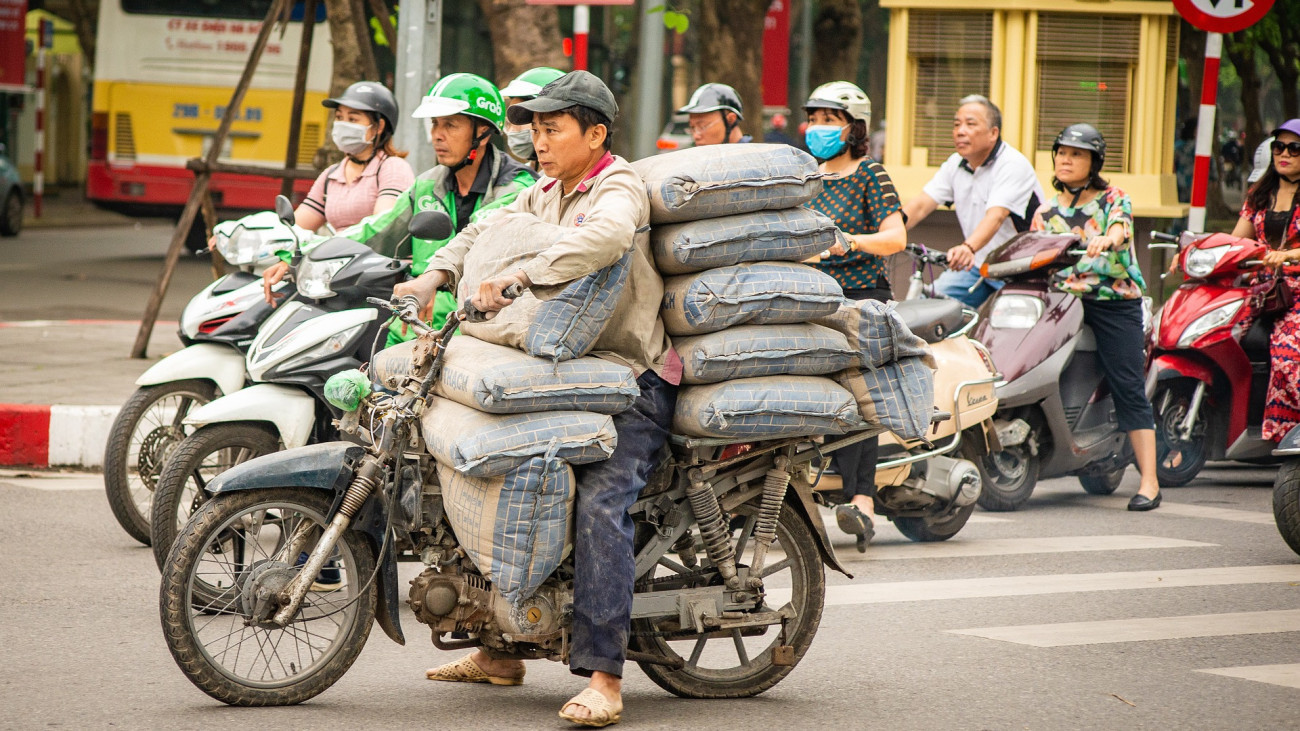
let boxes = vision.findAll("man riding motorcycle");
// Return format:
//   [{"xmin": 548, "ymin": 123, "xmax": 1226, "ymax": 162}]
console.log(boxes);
[
  {"xmin": 394, "ymin": 70, "xmax": 677, "ymax": 728},
  {"xmin": 680, "ymin": 82, "xmax": 750, "ymax": 146}
]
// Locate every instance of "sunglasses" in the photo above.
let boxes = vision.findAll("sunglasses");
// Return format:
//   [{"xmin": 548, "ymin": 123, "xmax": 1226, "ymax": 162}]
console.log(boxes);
[{"xmin": 1271, "ymin": 140, "xmax": 1300, "ymax": 156}]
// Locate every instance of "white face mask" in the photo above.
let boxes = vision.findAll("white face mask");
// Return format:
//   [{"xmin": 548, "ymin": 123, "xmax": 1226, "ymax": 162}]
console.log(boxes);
[
  {"xmin": 332, "ymin": 120, "xmax": 373, "ymax": 156},
  {"xmin": 506, "ymin": 129, "xmax": 535, "ymax": 160}
]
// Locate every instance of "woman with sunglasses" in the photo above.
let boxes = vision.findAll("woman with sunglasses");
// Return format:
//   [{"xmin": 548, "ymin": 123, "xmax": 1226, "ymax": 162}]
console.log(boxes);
[{"xmin": 1231, "ymin": 120, "xmax": 1300, "ymax": 442}]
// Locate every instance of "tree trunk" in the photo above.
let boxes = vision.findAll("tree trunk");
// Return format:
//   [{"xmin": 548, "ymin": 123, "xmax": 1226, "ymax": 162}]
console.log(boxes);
[
  {"xmin": 696, "ymin": 0, "xmax": 771, "ymax": 142},
  {"xmin": 324, "ymin": 0, "xmax": 368, "ymax": 95},
  {"xmin": 476, "ymin": 0, "xmax": 568, "ymax": 88},
  {"xmin": 1225, "ymin": 33, "xmax": 1263, "ymax": 149},
  {"xmin": 810, "ymin": 0, "xmax": 861, "ymax": 89}
]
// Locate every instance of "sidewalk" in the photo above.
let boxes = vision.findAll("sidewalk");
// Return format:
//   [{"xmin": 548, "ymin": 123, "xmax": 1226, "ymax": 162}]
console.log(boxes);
[{"xmin": 21, "ymin": 187, "xmax": 149, "ymax": 230}]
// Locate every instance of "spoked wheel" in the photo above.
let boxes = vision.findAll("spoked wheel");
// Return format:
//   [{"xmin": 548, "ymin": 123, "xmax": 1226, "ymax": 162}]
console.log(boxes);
[
  {"xmin": 104, "ymin": 381, "xmax": 217, "ymax": 545},
  {"xmin": 159, "ymin": 488, "xmax": 376, "ymax": 706},
  {"xmin": 1154, "ymin": 382, "xmax": 1208, "ymax": 487},
  {"xmin": 151, "ymin": 423, "xmax": 281, "ymax": 571},
  {"xmin": 975, "ymin": 444, "xmax": 1039, "ymax": 512},
  {"xmin": 894, "ymin": 502, "xmax": 976, "ymax": 542},
  {"xmin": 629, "ymin": 501, "xmax": 824, "ymax": 698},
  {"xmin": 1079, "ymin": 466, "xmax": 1127, "ymax": 495}
]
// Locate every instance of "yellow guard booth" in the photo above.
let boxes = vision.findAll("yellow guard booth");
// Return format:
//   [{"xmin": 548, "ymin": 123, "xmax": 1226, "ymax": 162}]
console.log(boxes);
[{"xmin": 881, "ymin": 0, "xmax": 1184, "ymax": 218}]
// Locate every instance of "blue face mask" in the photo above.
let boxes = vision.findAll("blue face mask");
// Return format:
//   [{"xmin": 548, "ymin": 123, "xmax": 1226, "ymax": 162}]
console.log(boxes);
[{"xmin": 805, "ymin": 124, "xmax": 847, "ymax": 160}]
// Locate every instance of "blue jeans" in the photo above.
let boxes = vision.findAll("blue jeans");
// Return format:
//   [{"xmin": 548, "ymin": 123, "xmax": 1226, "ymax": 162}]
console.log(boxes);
[
  {"xmin": 933, "ymin": 268, "xmax": 1002, "ymax": 308},
  {"xmin": 569, "ymin": 369, "xmax": 677, "ymax": 678}
]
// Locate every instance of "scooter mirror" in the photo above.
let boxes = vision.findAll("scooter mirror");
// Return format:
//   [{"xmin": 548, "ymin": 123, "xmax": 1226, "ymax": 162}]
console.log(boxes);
[
  {"xmin": 274, "ymin": 195, "xmax": 296, "ymax": 228},
  {"xmin": 409, "ymin": 210, "xmax": 453, "ymax": 242}
]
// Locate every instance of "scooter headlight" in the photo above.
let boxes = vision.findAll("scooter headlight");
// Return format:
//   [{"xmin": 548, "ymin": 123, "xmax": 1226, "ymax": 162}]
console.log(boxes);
[
  {"xmin": 276, "ymin": 323, "xmax": 367, "ymax": 373},
  {"xmin": 1183, "ymin": 245, "xmax": 1231, "ymax": 278},
  {"xmin": 296, "ymin": 257, "xmax": 351, "ymax": 299},
  {"xmin": 989, "ymin": 294, "xmax": 1044, "ymax": 329},
  {"xmin": 1177, "ymin": 299, "xmax": 1243, "ymax": 348}
]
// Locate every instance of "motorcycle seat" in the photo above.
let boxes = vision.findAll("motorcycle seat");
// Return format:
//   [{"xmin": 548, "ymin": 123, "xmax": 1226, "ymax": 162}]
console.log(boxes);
[{"xmin": 893, "ymin": 298, "xmax": 965, "ymax": 343}]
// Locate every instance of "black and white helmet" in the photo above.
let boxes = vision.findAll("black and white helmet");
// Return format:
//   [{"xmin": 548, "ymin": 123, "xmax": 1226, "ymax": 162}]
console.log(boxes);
[
  {"xmin": 323, "ymin": 81, "xmax": 400, "ymax": 134},
  {"xmin": 678, "ymin": 83, "xmax": 743, "ymax": 119},
  {"xmin": 1053, "ymin": 123, "xmax": 1107, "ymax": 169}
]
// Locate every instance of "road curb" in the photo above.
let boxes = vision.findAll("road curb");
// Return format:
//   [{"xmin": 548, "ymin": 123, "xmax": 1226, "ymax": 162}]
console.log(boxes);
[{"xmin": 0, "ymin": 404, "xmax": 119, "ymax": 468}]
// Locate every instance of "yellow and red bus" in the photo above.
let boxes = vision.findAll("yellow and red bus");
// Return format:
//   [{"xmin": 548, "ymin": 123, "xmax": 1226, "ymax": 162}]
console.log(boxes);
[{"xmin": 89, "ymin": 0, "xmax": 332, "ymax": 210}]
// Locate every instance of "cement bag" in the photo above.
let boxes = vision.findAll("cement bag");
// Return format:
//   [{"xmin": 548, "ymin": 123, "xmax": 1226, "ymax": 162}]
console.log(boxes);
[
  {"xmin": 437, "ymin": 457, "xmax": 574, "ymax": 606},
  {"xmin": 675, "ymin": 324, "xmax": 859, "ymax": 385},
  {"xmin": 813, "ymin": 298, "xmax": 931, "ymax": 369},
  {"xmin": 421, "ymin": 396, "xmax": 616, "ymax": 477},
  {"xmin": 833, "ymin": 355, "xmax": 936, "ymax": 440},
  {"xmin": 673, "ymin": 376, "xmax": 862, "ymax": 439},
  {"xmin": 632, "ymin": 144, "xmax": 823, "ymax": 224},
  {"xmin": 650, "ymin": 208, "xmax": 840, "ymax": 275},
  {"xmin": 661, "ymin": 262, "xmax": 843, "ymax": 337},
  {"xmin": 434, "ymin": 335, "xmax": 638, "ymax": 415},
  {"xmin": 459, "ymin": 212, "xmax": 630, "ymax": 361}
]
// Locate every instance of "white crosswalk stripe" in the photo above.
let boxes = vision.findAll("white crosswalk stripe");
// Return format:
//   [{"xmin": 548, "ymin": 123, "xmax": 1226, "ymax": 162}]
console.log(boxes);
[
  {"xmin": 948, "ymin": 610, "xmax": 1300, "ymax": 647},
  {"xmin": 1197, "ymin": 664, "xmax": 1300, "ymax": 690}
]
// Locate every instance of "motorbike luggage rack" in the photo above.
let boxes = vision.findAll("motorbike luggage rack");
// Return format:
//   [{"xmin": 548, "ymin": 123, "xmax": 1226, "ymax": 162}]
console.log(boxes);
[{"xmin": 669, "ymin": 425, "xmax": 887, "ymax": 472}]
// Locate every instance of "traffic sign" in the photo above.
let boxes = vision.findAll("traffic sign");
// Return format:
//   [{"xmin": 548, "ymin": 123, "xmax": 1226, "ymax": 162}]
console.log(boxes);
[{"xmin": 1173, "ymin": 0, "xmax": 1275, "ymax": 34}]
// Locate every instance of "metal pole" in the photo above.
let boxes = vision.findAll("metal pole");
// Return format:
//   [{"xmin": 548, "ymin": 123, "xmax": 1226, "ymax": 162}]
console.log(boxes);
[
  {"xmin": 632, "ymin": 4, "xmax": 665, "ymax": 160},
  {"xmin": 1188, "ymin": 31, "xmax": 1221, "ymax": 234},
  {"xmin": 574, "ymin": 5, "xmax": 590, "ymax": 71},
  {"xmin": 34, "ymin": 21, "xmax": 48, "ymax": 218},
  {"xmin": 394, "ymin": 0, "xmax": 442, "ymax": 174},
  {"xmin": 281, "ymin": 0, "xmax": 319, "ymax": 198}
]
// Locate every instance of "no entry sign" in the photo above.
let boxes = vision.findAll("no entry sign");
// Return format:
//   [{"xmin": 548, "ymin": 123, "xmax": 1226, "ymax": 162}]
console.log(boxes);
[{"xmin": 1173, "ymin": 0, "xmax": 1275, "ymax": 34}]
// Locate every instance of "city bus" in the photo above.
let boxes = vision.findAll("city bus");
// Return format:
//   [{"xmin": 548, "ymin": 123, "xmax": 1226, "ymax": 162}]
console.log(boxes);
[{"xmin": 88, "ymin": 0, "xmax": 332, "ymax": 211}]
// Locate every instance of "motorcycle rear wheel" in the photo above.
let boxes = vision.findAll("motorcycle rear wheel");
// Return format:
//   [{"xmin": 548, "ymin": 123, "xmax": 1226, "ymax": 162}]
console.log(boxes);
[
  {"xmin": 629, "ymin": 502, "xmax": 824, "ymax": 699},
  {"xmin": 1272, "ymin": 460, "xmax": 1300, "ymax": 556},
  {"xmin": 893, "ymin": 502, "xmax": 976, "ymax": 541},
  {"xmin": 159, "ymin": 488, "xmax": 375, "ymax": 706},
  {"xmin": 150, "ymin": 423, "xmax": 281, "ymax": 571},
  {"xmin": 1079, "ymin": 466, "xmax": 1126, "ymax": 495},
  {"xmin": 103, "ymin": 380, "xmax": 217, "ymax": 545}
]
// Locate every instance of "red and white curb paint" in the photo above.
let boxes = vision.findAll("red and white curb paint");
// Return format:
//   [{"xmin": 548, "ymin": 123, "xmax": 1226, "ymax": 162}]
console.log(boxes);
[{"xmin": 0, "ymin": 404, "xmax": 119, "ymax": 468}]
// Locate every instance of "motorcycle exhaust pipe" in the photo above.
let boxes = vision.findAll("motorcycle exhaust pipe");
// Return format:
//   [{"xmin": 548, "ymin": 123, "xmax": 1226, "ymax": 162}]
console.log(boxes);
[{"xmin": 919, "ymin": 455, "xmax": 982, "ymax": 508}]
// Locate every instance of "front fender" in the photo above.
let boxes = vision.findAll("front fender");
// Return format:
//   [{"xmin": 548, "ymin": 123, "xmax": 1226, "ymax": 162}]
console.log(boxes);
[
  {"xmin": 184, "ymin": 383, "xmax": 316, "ymax": 448},
  {"xmin": 205, "ymin": 442, "xmax": 405, "ymax": 645},
  {"xmin": 787, "ymin": 480, "xmax": 852, "ymax": 578},
  {"xmin": 136, "ymin": 342, "xmax": 245, "ymax": 397}
]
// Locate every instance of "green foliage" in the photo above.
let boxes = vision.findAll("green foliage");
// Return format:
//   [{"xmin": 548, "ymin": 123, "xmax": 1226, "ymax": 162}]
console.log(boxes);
[
  {"xmin": 647, "ymin": 4, "xmax": 690, "ymax": 34},
  {"xmin": 371, "ymin": 4, "xmax": 396, "ymax": 48}
]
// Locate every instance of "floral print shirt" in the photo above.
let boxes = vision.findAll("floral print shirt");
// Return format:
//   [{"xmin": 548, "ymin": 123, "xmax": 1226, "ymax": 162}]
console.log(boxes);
[
  {"xmin": 1031, "ymin": 186, "xmax": 1146, "ymax": 301},
  {"xmin": 808, "ymin": 159, "xmax": 902, "ymax": 291}
]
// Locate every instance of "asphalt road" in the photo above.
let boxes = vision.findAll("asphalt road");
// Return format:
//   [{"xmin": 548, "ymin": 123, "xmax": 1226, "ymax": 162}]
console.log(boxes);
[{"xmin": 3, "ymin": 464, "xmax": 1298, "ymax": 730}]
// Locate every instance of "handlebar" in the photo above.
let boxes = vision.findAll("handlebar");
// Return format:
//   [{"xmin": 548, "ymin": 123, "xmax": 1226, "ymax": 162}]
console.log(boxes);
[
  {"xmin": 1150, "ymin": 231, "xmax": 1178, "ymax": 243},
  {"xmin": 905, "ymin": 242, "xmax": 950, "ymax": 267}
]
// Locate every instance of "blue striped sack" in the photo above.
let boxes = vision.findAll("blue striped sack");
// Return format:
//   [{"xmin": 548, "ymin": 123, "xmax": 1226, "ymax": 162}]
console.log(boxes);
[
  {"xmin": 674, "ymin": 323, "xmax": 859, "ymax": 385},
  {"xmin": 632, "ymin": 144, "xmax": 824, "ymax": 224},
  {"xmin": 661, "ymin": 262, "xmax": 843, "ymax": 337},
  {"xmin": 833, "ymin": 355, "xmax": 936, "ymax": 440},
  {"xmin": 673, "ymin": 375, "xmax": 862, "ymax": 439},
  {"xmin": 651, "ymin": 208, "xmax": 840, "ymax": 274},
  {"xmin": 813, "ymin": 298, "xmax": 932, "ymax": 369}
]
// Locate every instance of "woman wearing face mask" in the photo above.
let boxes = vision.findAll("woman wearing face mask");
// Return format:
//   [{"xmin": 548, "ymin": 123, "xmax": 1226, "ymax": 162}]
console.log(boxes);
[
  {"xmin": 1031, "ymin": 123, "xmax": 1160, "ymax": 510},
  {"xmin": 498, "ymin": 66, "xmax": 566, "ymax": 168},
  {"xmin": 1231, "ymin": 120, "xmax": 1300, "ymax": 444},
  {"xmin": 801, "ymin": 81, "xmax": 907, "ymax": 549}
]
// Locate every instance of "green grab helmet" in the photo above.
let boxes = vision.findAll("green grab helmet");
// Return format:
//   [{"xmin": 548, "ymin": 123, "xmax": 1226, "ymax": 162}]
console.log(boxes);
[
  {"xmin": 411, "ymin": 72, "xmax": 506, "ymax": 132},
  {"xmin": 499, "ymin": 67, "xmax": 566, "ymax": 100}
]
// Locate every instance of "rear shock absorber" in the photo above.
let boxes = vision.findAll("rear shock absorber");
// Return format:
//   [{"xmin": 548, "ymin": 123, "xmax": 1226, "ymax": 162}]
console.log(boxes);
[
  {"xmin": 686, "ymin": 469, "xmax": 740, "ymax": 590},
  {"xmin": 748, "ymin": 457, "xmax": 791, "ymax": 587}
]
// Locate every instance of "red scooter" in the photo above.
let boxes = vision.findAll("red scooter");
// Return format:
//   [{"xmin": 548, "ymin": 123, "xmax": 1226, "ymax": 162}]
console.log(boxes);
[{"xmin": 1146, "ymin": 231, "xmax": 1289, "ymax": 485}]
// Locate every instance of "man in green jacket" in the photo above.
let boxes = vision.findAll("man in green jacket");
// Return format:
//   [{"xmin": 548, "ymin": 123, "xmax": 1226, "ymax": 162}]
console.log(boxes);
[{"xmin": 265, "ymin": 73, "xmax": 536, "ymax": 344}]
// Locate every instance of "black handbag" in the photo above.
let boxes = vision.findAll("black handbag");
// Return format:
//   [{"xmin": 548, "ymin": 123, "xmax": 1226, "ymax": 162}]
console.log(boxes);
[{"xmin": 1251, "ymin": 273, "xmax": 1294, "ymax": 317}]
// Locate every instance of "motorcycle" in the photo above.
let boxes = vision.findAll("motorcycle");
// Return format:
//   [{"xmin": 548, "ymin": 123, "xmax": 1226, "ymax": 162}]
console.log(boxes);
[
  {"xmin": 813, "ymin": 295, "xmax": 999, "ymax": 542},
  {"xmin": 146, "ymin": 202, "xmax": 450, "ymax": 570},
  {"xmin": 104, "ymin": 207, "xmax": 295, "ymax": 545},
  {"xmin": 967, "ymin": 231, "xmax": 1142, "ymax": 511},
  {"xmin": 158, "ymin": 291, "xmax": 879, "ymax": 706},
  {"xmin": 1146, "ymin": 230, "xmax": 1283, "ymax": 486}
]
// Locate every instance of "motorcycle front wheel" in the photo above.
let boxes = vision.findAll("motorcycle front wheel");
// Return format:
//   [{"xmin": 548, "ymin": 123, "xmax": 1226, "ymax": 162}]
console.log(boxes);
[
  {"xmin": 103, "ymin": 380, "xmax": 217, "ymax": 545},
  {"xmin": 1154, "ymin": 382, "xmax": 1208, "ymax": 487},
  {"xmin": 974, "ymin": 444, "xmax": 1039, "ymax": 512},
  {"xmin": 629, "ymin": 501, "xmax": 824, "ymax": 698},
  {"xmin": 1273, "ymin": 460, "xmax": 1300, "ymax": 556},
  {"xmin": 894, "ymin": 502, "xmax": 976, "ymax": 541},
  {"xmin": 150, "ymin": 423, "xmax": 281, "ymax": 571},
  {"xmin": 1079, "ymin": 466, "xmax": 1127, "ymax": 495},
  {"xmin": 159, "ymin": 488, "xmax": 376, "ymax": 706}
]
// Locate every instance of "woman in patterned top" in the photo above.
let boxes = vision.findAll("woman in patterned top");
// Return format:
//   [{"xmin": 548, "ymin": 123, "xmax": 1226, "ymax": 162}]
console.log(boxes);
[
  {"xmin": 802, "ymin": 81, "xmax": 907, "ymax": 547},
  {"xmin": 1231, "ymin": 119, "xmax": 1300, "ymax": 443},
  {"xmin": 1031, "ymin": 123, "xmax": 1160, "ymax": 511}
]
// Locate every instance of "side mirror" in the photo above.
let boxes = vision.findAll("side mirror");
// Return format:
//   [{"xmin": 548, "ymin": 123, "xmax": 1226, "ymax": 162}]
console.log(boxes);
[
  {"xmin": 274, "ymin": 195, "xmax": 296, "ymax": 228},
  {"xmin": 409, "ymin": 210, "xmax": 453, "ymax": 242}
]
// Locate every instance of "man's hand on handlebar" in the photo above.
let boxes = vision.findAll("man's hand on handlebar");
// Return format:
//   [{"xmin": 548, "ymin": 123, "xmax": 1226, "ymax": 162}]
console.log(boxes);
[
  {"xmin": 392, "ymin": 270, "xmax": 448, "ymax": 334},
  {"xmin": 262, "ymin": 260, "xmax": 290, "ymax": 304},
  {"xmin": 473, "ymin": 272, "xmax": 531, "ymax": 313},
  {"xmin": 947, "ymin": 243, "xmax": 976, "ymax": 271}
]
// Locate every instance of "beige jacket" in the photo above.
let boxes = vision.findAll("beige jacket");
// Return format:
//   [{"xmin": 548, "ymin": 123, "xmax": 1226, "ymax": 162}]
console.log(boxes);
[{"xmin": 426, "ymin": 153, "xmax": 676, "ymax": 380}]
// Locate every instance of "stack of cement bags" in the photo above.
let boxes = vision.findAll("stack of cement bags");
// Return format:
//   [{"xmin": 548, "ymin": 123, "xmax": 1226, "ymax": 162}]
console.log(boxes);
[
  {"xmin": 411, "ymin": 213, "xmax": 637, "ymax": 605},
  {"xmin": 633, "ymin": 143, "xmax": 934, "ymax": 440}
]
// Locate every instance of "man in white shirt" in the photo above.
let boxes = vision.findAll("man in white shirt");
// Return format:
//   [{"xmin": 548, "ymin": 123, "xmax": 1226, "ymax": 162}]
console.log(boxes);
[{"xmin": 901, "ymin": 95, "xmax": 1045, "ymax": 306}]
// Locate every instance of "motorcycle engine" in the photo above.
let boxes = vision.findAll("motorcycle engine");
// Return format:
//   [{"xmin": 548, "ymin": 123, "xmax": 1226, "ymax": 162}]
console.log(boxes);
[
  {"xmin": 878, "ymin": 455, "xmax": 981, "ymax": 511},
  {"xmin": 408, "ymin": 568, "xmax": 572, "ymax": 644}
]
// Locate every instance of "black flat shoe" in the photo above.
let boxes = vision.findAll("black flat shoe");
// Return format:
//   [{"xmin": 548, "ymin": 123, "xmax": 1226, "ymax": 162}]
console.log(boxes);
[{"xmin": 1128, "ymin": 492, "xmax": 1162, "ymax": 511}]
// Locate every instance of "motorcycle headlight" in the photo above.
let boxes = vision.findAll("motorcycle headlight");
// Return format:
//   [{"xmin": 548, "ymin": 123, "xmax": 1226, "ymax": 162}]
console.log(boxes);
[
  {"xmin": 277, "ymin": 323, "xmax": 367, "ymax": 373},
  {"xmin": 1177, "ymin": 299, "xmax": 1243, "ymax": 348},
  {"xmin": 989, "ymin": 294, "xmax": 1044, "ymax": 329},
  {"xmin": 1183, "ymin": 245, "xmax": 1231, "ymax": 278},
  {"xmin": 296, "ymin": 257, "xmax": 351, "ymax": 299}
]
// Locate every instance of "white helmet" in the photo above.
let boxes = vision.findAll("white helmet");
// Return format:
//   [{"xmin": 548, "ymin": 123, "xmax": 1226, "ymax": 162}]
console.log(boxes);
[
  {"xmin": 805, "ymin": 81, "xmax": 871, "ymax": 128},
  {"xmin": 1248, "ymin": 136, "xmax": 1275, "ymax": 184}
]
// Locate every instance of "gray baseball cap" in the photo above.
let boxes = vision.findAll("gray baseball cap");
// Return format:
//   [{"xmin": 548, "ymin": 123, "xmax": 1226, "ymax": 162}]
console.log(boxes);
[{"xmin": 506, "ymin": 70, "xmax": 618, "ymax": 126}]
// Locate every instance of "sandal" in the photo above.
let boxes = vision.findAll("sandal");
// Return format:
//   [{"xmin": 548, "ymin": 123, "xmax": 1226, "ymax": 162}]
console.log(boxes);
[
  {"xmin": 834, "ymin": 504, "xmax": 875, "ymax": 553},
  {"xmin": 425, "ymin": 653, "xmax": 524, "ymax": 686},
  {"xmin": 559, "ymin": 687, "xmax": 623, "ymax": 728}
]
